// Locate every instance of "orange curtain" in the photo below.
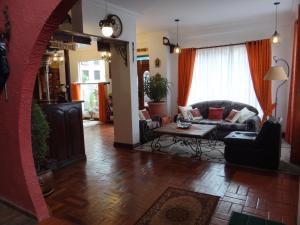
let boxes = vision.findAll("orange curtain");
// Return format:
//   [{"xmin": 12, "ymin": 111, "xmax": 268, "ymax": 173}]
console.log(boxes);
[
  {"xmin": 98, "ymin": 83, "xmax": 107, "ymax": 122},
  {"xmin": 246, "ymin": 39, "xmax": 273, "ymax": 120},
  {"xmin": 285, "ymin": 20, "xmax": 298, "ymax": 144},
  {"xmin": 71, "ymin": 83, "xmax": 81, "ymax": 100},
  {"xmin": 177, "ymin": 48, "xmax": 196, "ymax": 106},
  {"xmin": 290, "ymin": 5, "xmax": 300, "ymax": 165}
]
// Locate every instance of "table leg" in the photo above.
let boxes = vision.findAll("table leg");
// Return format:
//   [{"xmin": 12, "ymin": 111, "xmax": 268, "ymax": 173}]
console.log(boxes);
[{"xmin": 151, "ymin": 135, "xmax": 161, "ymax": 152}]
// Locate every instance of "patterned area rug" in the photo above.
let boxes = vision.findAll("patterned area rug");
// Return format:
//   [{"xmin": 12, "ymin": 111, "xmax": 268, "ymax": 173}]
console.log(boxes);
[
  {"xmin": 135, "ymin": 135, "xmax": 225, "ymax": 163},
  {"xmin": 135, "ymin": 187, "xmax": 219, "ymax": 225},
  {"xmin": 135, "ymin": 135, "xmax": 300, "ymax": 175}
]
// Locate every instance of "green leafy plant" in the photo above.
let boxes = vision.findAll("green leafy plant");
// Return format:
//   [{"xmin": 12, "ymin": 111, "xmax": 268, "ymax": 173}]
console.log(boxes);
[
  {"xmin": 144, "ymin": 73, "xmax": 169, "ymax": 102},
  {"xmin": 31, "ymin": 101, "xmax": 50, "ymax": 172}
]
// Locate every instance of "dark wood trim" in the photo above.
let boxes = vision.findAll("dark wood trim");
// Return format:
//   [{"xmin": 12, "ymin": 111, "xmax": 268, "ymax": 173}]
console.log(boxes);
[
  {"xmin": 0, "ymin": 198, "xmax": 37, "ymax": 220},
  {"xmin": 64, "ymin": 49, "xmax": 71, "ymax": 101},
  {"xmin": 114, "ymin": 142, "xmax": 140, "ymax": 149},
  {"xmin": 196, "ymin": 42, "xmax": 245, "ymax": 50},
  {"xmin": 53, "ymin": 30, "xmax": 91, "ymax": 45}
]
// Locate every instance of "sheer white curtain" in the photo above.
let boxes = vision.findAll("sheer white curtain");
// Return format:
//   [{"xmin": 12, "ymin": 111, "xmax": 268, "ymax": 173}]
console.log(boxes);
[{"xmin": 187, "ymin": 45, "xmax": 263, "ymax": 117}]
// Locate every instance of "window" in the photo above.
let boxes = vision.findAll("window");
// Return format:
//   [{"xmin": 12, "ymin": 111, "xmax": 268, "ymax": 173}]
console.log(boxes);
[
  {"xmin": 93, "ymin": 60, "xmax": 100, "ymax": 65},
  {"xmin": 78, "ymin": 59, "xmax": 105, "ymax": 83},
  {"xmin": 188, "ymin": 45, "xmax": 262, "ymax": 117},
  {"xmin": 82, "ymin": 70, "xmax": 89, "ymax": 83},
  {"xmin": 94, "ymin": 71, "xmax": 101, "ymax": 80},
  {"xmin": 77, "ymin": 59, "xmax": 106, "ymax": 117}
]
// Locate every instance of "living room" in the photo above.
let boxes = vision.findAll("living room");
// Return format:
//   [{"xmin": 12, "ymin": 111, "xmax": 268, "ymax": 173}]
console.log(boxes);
[{"xmin": 1, "ymin": 0, "xmax": 300, "ymax": 225}]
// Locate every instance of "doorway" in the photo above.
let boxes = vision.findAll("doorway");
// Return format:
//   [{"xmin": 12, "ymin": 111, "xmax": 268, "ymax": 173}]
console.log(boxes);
[{"xmin": 137, "ymin": 55, "xmax": 149, "ymax": 110}]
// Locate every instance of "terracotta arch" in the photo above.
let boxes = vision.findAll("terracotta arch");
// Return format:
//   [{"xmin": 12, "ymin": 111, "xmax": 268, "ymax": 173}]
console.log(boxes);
[{"xmin": 0, "ymin": 0, "xmax": 77, "ymax": 221}]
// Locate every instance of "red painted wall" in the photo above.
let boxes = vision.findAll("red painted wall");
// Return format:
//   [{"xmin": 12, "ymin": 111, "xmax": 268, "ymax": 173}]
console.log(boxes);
[{"xmin": 0, "ymin": 0, "xmax": 77, "ymax": 221}]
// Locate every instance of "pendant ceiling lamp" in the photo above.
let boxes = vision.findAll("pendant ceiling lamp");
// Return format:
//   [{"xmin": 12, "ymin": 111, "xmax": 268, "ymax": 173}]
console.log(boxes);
[
  {"xmin": 99, "ymin": 0, "xmax": 113, "ymax": 37},
  {"xmin": 271, "ymin": 2, "xmax": 280, "ymax": 44},
  {"xmin": 174, "ymin": 19, "xmax": 181, "ymax": 54}
]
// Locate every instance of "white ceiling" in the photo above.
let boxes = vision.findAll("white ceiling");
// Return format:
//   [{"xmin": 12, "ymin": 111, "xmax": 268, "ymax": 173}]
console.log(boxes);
[{"xmin": 105, "ymin": 0, "xmax": 295, "ymax": 34}]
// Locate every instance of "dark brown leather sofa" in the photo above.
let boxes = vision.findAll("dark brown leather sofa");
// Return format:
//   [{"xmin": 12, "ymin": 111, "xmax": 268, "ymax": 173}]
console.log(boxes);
[{"xmin": 174, "ymin": 100, "xmax": 261, "ymax": 140}]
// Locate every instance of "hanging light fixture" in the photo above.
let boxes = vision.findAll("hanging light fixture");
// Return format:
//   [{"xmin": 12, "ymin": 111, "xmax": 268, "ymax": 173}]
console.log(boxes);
[
  {"xmin": 174, "ymin": 19, "xmax": 181, "ymax": 54},
  {"xmin": 97, "ymin": 41, "xmax": 112, "ymax": 62},
  {"xmin": 99, "ymin": 0, "xmax": 114, "ymax": 37},
  {"xmin": 53, "ymin": 52, "xmax": 58, "ymax": 62},
  {"xmin": 271, "ymin": 2, "xmax": 280, "ymax": 44},
  {"xmin": 51, "ymin": 51, "xmax": 64, "ymax": 63},
  {"xmin": 101, "ymin": 51, "xmax": 112, "ymax": 62}
]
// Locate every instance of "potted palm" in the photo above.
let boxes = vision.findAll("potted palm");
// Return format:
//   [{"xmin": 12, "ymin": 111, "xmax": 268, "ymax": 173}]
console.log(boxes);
[
  {"xmin": 31, "ymin": 101, "xmax": 54, "ymax": 197},
  {"xmin": 144, "ymin": 73, "xmax": 169, "ymax": 117}
]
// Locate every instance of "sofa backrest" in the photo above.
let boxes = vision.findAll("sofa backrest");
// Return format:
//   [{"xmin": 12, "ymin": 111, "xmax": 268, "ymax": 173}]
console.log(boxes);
[{"xmin": 191, "ymin": 100, "xmax": 259, "ymax": 119}]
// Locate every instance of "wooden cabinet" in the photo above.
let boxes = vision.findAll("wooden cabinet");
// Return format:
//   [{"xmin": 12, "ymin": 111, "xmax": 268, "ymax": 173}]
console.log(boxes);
[{"xmin": 42, "ymin": 101, "xmax": 86, "ymax": 168}]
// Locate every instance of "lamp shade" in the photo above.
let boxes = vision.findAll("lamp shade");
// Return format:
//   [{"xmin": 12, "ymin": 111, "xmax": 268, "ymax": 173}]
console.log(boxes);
[{"xmin": 264, "ymin": 66, "xmax": 288, "ymax": 80}]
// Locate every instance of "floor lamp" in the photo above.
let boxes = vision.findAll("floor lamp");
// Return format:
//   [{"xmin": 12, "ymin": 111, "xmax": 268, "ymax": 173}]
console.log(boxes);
[{"xmin": 264, "ymin": 56, "xmax": 289, "ymax": 118}]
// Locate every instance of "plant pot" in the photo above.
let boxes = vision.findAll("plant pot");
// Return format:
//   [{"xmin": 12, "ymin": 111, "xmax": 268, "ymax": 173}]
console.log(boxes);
[
  {"xmin": 148, "ymin": 101, "xmax": 167, "ymax": 117},
  {"xmin": 38, "ymin": 169, "xmax": 55, "ymax": 197}
]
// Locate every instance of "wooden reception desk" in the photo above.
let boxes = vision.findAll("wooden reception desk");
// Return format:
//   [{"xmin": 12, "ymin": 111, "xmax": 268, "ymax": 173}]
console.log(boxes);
[{"xmin": 42, "ymin": 101, "xmax": 86, "ymax": 168}]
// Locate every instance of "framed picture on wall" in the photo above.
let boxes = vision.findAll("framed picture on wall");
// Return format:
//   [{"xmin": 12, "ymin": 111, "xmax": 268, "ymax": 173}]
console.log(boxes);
[{"xmin": 155, "ymin": 58, "xmax": 161, "ymax": 68}]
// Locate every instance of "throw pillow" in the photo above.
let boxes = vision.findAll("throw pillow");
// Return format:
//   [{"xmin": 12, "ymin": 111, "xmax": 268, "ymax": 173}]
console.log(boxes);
[
  {"xmin": 139, "ymin": 109, "xmax": 152, "ymax": 121},
  {"xmin": 142, "ymin": 110, "xmax": 151, "ymax": 120},
  {"xmin": 190, "ymin": 108, "xmax": 203, "ymax": 120},
  {"xmin": 238, "ymin": 107, "xmax": 256, "ymax": 123},
  {"xmin": 225, "ymin": 109, "xmax": 240, "ymax": 123},
  {"xmin": 178, "ymin": 105, "xmax": 193, "ymax": 120},
  {"xmin": 208, "ymin": 107, "xmax": 225, "ymax": 120}
]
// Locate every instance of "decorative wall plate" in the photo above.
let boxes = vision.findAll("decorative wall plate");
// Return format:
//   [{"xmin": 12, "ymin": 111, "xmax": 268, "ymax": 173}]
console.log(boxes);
[{"xmin": 108, "ymin": 14, "xmax": 122, "ymax": 38}]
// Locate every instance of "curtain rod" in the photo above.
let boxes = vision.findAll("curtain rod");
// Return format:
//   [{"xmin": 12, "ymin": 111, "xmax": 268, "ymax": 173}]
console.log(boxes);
[{"xmin": 196, "ymin": 42, "xmax": 245, "ymax": 50}]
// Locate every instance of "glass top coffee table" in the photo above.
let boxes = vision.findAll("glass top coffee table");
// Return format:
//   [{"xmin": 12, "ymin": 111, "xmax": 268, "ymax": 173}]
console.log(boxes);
[{"xmin": 152, "ymin": 123, "xmax": 217, "ymax": 158}]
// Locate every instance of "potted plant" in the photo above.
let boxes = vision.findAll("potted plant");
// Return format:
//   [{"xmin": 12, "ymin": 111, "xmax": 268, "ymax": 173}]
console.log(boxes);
[
  {"xmin": 31, "ymin": 101, "xmax": 54, "ymax": 197},
  {"xmin": 144, "ymin": 73, "xmax": 169, "ymax": 117}
]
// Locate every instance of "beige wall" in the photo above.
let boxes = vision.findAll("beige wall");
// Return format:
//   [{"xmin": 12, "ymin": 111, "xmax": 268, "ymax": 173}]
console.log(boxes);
[
  {"xmin": 72, "ymin": 0, "xmax": 139, "ymax": 145},
  {"xmin": 137, "ymin": 13, "xmax": 296, "ymax": 129},
  {"xmin": 59, "ymin": 41, "xmax": 110, "ymax": 84},
  {"xmin": 136, "ymin": 32, "xmax": 173, "ymax": 115}
]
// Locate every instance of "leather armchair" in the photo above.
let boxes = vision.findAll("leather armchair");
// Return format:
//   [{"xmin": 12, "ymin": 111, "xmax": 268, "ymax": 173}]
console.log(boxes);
[
  {"xmin": 223, "ymin": 119, "xmax": 281, "ymax": 170},
  {"xmin": 244, "ymin": 116, "xmax": 261, "ymax": 132},
  {"xmin": 139, "ymin": 115, "xmax": 162, "ymax": 144}
]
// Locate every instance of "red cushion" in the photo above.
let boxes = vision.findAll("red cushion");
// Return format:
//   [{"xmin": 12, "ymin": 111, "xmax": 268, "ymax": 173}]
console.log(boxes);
[
  {"xmin": 142, "ymin": 110, "xmax": 151, "ymax": 120},
  {"xmin": 208, "ymin": 107, "xmax": 225, "ymax": 120},
  {"xmin": 190, "ymin": 108, "xmax": 201, "ymax": 117}
]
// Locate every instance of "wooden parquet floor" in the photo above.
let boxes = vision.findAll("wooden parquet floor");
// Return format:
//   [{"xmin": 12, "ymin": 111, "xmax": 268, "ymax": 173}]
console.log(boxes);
[
  {"xmin": 0, "ymin": 202, "xmax": 36, "ymax": 225},
  {"xmin": 44, "ymin": 123, "xmax": 299, "ymax": 225}
]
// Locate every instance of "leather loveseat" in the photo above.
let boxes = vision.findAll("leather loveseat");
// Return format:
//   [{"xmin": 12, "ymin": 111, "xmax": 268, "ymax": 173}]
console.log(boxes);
[
  {"xmin": 174, "ymin": 100, "xmax": 261, "ymax": 139},
  {"xmin": 223, "ymin": 119, "xmax": 281, "ymax": 169}
]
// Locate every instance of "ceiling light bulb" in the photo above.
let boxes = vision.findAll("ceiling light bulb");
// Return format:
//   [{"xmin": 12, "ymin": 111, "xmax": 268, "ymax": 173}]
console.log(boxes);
[
  {"xmin": 59, "ymin": 56, "xmax": 64, "ymax": 62},
  {"xmin": 102, "ymin": 25, "xmax": 113, "ymax": 37},
  {"xmin": 174, "ymin": 45, "xmax": 181, "ymax": 54},
  {"xmin": 53, "ymin": 56, "xmax": 58, "ymax": 61},
  {"xmin": 272, "ymin": 30, "xmax": 280, "ymax": 44}
]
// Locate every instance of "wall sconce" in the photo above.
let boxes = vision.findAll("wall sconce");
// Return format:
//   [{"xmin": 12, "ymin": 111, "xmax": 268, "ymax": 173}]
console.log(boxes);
[
  {"xmin": 97, "ymin": 41, "xmax": 112, "ymax": 62},
  {"xmin": 163, "ymin": 37, "xmax": 176, "ymax": 54}
]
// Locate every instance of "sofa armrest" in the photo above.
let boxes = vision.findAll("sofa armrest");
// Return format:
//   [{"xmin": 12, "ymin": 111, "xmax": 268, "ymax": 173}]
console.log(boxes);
[
  {"xmin": 151, "ymin": 115, "xmax": 162, "ymax": 125},
  {"xmin": 244, "ymin": 115, "xmax": 261, "ymax": 132},
  {"xmin": 224, "ymin": 138, "xmax": 260, "ymax": 148},
  {"xmin": 139, "ymin": 120, "xmax": 148, "ymax": 130},
  {"xmin": 173, "ymin": 114, "xmax": 180, "ymax": 122}
]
